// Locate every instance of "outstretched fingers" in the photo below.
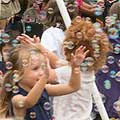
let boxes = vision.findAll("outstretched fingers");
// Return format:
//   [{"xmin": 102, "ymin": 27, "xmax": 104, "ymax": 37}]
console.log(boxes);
[
  {"xmin": 83, "ymin": 50, "xmax": 89, "ymax": 56},
  {"xmin": 75, "ymin": 45, "xmax": 89, "ymax": 57},
  {"xmin": 16, "ymin": 34, "xmax": 34, "ymax": 44}
]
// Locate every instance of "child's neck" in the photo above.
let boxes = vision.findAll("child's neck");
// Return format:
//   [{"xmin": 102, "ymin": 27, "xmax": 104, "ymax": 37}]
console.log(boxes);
[{"xmin": 18, "ymin": 83, "xmax": 31, "ymax": 92}]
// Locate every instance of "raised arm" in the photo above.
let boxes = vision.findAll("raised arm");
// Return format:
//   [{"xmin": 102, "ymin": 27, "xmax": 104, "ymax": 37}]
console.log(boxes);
[
  {"xmin": 17, "ymin": 34, "xmax": 66, "ymax": 68},
  {"xmin": 46, "ymin": 46, "xmax": 89, "ymax": 96},
  {"xmin": 12, "ymin": 57, "xmax": 49, "ymax": 118}
]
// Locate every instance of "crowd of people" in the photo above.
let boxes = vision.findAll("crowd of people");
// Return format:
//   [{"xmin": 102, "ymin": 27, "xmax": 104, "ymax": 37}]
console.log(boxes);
[{"xmin": 0, "ymin": 0, "xmax": 120, "ymax": 120}]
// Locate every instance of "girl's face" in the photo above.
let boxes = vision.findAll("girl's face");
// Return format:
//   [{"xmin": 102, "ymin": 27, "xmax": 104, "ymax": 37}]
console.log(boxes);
[{"xmin": 21, "ymin": 52, "xmax": 47, "ymax": 88}]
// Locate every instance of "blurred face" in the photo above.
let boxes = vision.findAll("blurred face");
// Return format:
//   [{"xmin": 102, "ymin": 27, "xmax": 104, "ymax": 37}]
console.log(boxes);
[
  {"xmin": 2, "ymin": 44, "xmax": 12, "ymax": 62},
  {"xmin": 33, "ymin": 0, "xmax": 49, "ymax": 10},
  {"xmin": 21, "ymin": 52, "xmax": 47, "ymax": 88}
]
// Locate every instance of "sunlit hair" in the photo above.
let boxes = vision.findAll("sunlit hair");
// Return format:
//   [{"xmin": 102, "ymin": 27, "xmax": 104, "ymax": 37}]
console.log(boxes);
[
  {"xmin": 64, "ymin": 16, "xmax": 111, "ymax": 72},
  {"xmin": 45, "ymin": 0, "xmax": 78, "ymax": 30},
  {"xmin": 0, "ymin": 44, "xmax": 43, "ymax": 117}
]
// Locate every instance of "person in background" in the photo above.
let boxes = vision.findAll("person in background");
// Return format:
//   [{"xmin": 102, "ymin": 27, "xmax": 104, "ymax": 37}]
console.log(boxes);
[
  {"xmin": 76, "ymin": 0, "xmax": 97, "ymax": 22},
  {"xmin": 109, "ymin": 1, "xmax": 120, "ymax": 20},
  {"xmin": 41, "ymin": 0, "xmax": 78, "ymax": 60}
]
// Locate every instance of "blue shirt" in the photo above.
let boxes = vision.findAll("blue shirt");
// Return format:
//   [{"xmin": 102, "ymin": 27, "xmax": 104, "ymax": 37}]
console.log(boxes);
[{"xmin": 12, "ymin": 86, "xmax": 53, "ymax": 120}]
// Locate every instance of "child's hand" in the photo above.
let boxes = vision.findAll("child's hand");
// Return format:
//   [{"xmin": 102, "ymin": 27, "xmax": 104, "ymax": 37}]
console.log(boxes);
[
  {"xmin": 71, "ymin": 46, "xmax": 89, "ymax": 68},
  {"xmin": 16, "ymin": 34, "xmax": 40, "ymax": 45}
]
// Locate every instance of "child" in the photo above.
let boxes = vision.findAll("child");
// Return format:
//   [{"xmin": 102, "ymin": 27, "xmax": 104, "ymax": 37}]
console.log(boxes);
[
  {"xmin": 53, "ymin": 16, "xmax": 110, "ymax": 120},
  {"xmin": 0, "ymin": 43, "xmax": 88, "ymax": 119}
]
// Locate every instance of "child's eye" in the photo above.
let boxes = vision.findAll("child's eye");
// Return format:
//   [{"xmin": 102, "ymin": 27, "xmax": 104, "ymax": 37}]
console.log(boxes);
[{"xmin": 32, "ymin": 66, "xmax": 39, "ymax": 70}]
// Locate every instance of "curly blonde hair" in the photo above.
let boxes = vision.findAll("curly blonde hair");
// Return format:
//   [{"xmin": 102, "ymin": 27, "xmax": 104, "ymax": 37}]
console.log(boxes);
[{"xmin": 64, "ymin": 16, "xmax": 111, "ymax": 72}]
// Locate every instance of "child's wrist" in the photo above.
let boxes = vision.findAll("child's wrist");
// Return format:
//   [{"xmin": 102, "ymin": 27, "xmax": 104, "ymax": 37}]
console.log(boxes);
[
  {"xmin": 72, "ymin": 66, "xmax": 80, "ymax": 74},
  {"xmin": 71, "ymin": 62, "xmax": 81, "ymax": 68}
]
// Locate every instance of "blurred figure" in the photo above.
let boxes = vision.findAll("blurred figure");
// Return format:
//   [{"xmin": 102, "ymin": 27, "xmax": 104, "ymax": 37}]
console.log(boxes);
[{"xmin": 109, "ymin": 1, "xmax": 120, "ymax": 20}]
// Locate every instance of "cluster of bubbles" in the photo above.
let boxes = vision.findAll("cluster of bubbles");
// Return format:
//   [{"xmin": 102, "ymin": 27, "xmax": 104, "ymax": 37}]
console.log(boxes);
[
  {"xmin": 113, "ymin": 44, "xmax": 120, "ymax": 54},
  {"xmin": 101, "ymin": 55, "xmax": 120, "ymax": 90},
  {"xmin": 5, "ymin": 69, "xmax": 20, "ymax": 94},
  {"xmin": 5, "ymin": 82, "xmax": 19, "ymax": 93},
  {"xmin": 105, "ymin": 14, "xmax": 120, "ymax": 40},
  {"xmin": 28, "ymin": 101, "xmax": 52, "ymax": 119},
  {"xmin": 0, "ymin": 32, "xmax": 19, "ymax": 47},
  {"xmin": 91, "ymin": 34, "xmax": 101, "ymax": 58}
]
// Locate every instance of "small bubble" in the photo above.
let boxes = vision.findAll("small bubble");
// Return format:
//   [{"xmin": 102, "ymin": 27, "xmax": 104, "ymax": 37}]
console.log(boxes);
[
  {"xmin": 43, "ymin": 102, "xmax": 51, "ymax": 111},
  {"xmin": 76, "ymin": 32, "xmax": 82, "ymax": 39},
  {"xmin": 67, "ymin": 4, "xmax": 76, "ymax": 13},
  {"xmin": 22, "ymin": 59, "xmax": 29, "ymax": 67},
  {"xmin": 13, "ymin": 73, "xmax": 19, "ymax": 83},
  {"xmin": 30, "ymin": 112, "xmax": 36, "ymax": 119},
  {"xmin": 85, "ymin": 57, "xmax": 94, "ymax": 67},
  {"xmin": 1, "ymin": 33, "xmax": 10, "ymax": 43},
  {"xmin": 47, "ymin": 8, "xmax": 54, "ymax": 14},
  {"xmin": 109, "ymin": 70, "xmax": 116, "ymax": 78},
  {"xmin": 41, "ymin": 63, "xmax": 47, "ymax": 70},
  {"xmin": 5, "ymin": 61, "xmax": 13, "ymax": 70},
  {"xmin": 115, "ymin": 71, "xmax": 120, "ymax": 82},
  {"xmin": 107, "ymin": 56, "xmax": 114, "ymax": 64},
  {"xmin": 12, "ymin": 85, "xmax": 19, "ymax": 94},
  {"xmin": 94, "ymin": 7, "xmax": 103, "ymax": 16},
  {"xmin": 80, "ymin": 62, "xmax": 88, "ymax": 72},
  {"xmin": 5, "ymin": 83, "xmax": 12, "ymax": 92},
  {"xmin": 26, "ymin": 25, "xmax": 32, "ymax": 32},
  {"xmin": 101, "ymin": 65, "xmax": 109, "ymax": 73},
  {"xmin": 108, "ymin": 27, "xmax": 119, "ymax": 39},
  {"xmin": 63, "ymin": 41, "xmax": 75, "ymax": 50}
]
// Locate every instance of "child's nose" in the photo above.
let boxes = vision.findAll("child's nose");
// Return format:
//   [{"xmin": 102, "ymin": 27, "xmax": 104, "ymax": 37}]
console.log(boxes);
[{"xmin": 38, "ymin": 69, "xmax": 44, "ymax": 76}]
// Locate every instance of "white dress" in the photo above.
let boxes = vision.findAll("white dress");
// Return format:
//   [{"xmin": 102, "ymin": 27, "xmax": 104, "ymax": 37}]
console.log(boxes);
[
  {"xmin": 53, "ymin": 66, "xmax": 94, "ymax": 120},
  {"xmin": 41, "ymin": 27, "xmax": 65, "ymax": 59}
]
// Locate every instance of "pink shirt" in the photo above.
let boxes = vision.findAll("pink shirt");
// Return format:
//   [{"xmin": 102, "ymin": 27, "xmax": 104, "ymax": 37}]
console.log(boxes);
[{"xmin": 76, "ymin": 0, "xmax": 83, "ymax": 7}]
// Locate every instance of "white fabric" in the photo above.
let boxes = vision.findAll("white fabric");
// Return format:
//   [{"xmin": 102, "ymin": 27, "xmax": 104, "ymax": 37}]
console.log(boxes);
[
  {"xmin": 53, "ymin": 66, "xmax": 95, "ymax": 120},
  {"xmin": 41, "ymin": 27, "xmax": 65, "ymax": 59}
]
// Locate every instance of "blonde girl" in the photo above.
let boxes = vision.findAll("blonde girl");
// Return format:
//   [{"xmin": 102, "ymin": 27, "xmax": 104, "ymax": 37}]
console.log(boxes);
[{"xmin": 0, "ymin": 43, "xmax": 88, "ymax": 120}]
